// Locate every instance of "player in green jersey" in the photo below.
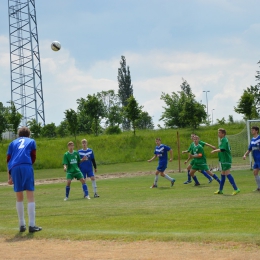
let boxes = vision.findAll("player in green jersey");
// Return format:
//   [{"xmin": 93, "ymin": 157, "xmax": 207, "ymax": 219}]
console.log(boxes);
[
  {"xmin": 182, "ymin": 134, "xmax": 216, "ymax": 184},
  {"xmin": 211, "ymin": 128, "xmax": 240, "ymax": 195},
  {"xmin": 188, "ymin": 136, "xmax": 220, "ymax": 186},
  {"xmin": 63, "ymin": 141, "xmax": 90, "ymax": 200}
]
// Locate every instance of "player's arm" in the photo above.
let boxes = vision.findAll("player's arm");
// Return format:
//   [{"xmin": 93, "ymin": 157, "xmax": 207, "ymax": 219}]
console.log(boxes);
[
  {"xmin": 184, "ymin": 154, "xmax": 192, "ymax": 164},
  {"xmin": 169, "ymin": 149, "xmax": 173, "ymax": 162},
  {"xmin": 204, "ymin": 143, "xmax": 217, "ymax": 150},
  {"xmin": 182, "ymin": 150, "xmax": 189, "ymax": 154},
  {"xmin": 91, "ymin": 158, "xmax": 97, "ymax": 172},
  {"xmin": 147, "ymin": 155, "xmax": 156, "ymax": 162},
  {"xmin": 30, "ymin": 150, "xmax": 36, "ymax": 164},
  {"xmin": 243, "ymin": 150, "xmax": 251, "ymax": 159},
  {"xmin": 6, "ymin": 154, "xmax": 13, "ymax": 184},
  {"xmin": 211, "ymin": 148, "xmax": 221, "ymax": 154},
  {"xmin": 63, "ymin": 154, "xmax": 68, "ymax": 172},
  {"xmin": 190, "ymin": 153, "xmax": 202, "ymax": 158}
]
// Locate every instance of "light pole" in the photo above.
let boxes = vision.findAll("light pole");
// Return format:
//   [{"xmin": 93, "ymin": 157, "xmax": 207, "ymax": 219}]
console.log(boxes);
[
  {"xmin": 203, "ymin": 91, "xmax": 210, "ymax": 120},
  {"xmin": 212, "ymin": 109, "xmax": 215, "ymax": 125}
]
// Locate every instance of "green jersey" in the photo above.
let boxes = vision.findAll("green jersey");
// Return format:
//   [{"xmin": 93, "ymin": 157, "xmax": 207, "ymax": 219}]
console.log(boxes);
[
  {"xmin": 63, "ymin": 150, "xmax": 81, "ymax": 173},
  {"xmin": 188, "ymin": 140, "xmax": 206, "ymax": 153},
  {"xmin": 192, "ymin": 144, "xmax": 207, "ymax": 165},
  {"xmin": 218, "ymin": 137, "xmax": 232, "ymax": 164}
]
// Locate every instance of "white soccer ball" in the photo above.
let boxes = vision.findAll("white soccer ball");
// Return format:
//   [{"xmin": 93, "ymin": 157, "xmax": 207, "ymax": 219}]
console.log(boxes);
[{"xmin": 51, "ymin": 41, "xmax": 61, "ymax": 51}]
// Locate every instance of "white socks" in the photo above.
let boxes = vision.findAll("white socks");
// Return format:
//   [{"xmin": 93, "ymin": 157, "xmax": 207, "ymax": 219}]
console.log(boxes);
[
  {"xmin": 91, "ymin": 180, "xmax": 97, "ymax": 194},
  {"xmin": 27, "ymin": 202, "xmax": 35, "ymax": 227},
  {"xmin": 154, "ymin": 175, "xmax": 159, "ymax": 185},
  {"xmin": 255, "ymin": 175, "xmax": 260, "ymax": 188},
  {"xmin": 16, "ymin": 202, "xmax": 25, "ymax": 226},
  {"xmin": 164, "ymin": 174, "xmax": 173, "ymax": 181}
]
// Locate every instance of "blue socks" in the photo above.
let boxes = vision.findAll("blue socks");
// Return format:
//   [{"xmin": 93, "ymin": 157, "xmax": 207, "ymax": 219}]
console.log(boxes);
[
  {"xmin": 227, "ymin": 174, "xmax": 238, "ymax": 190},
  {"xmin": 212, "ymin": 174, "xmax": 221, "ymax": 183},
  {"xmin": 66, "ymin": 186, "xmax": 70, "ymax": 198},
  {"xmin": 82, "ymin": 183, "xmax": 89, "ymax": 196},
  {"xmin": 201, "ymin": 170, "xmax": 212, "ymax": 180},
  {"xmin": 220, "ymin": 175, "xmax": 226, "ymax": 190},
  {"xmin": 192, "ymin": 176, "xmax": 200, "ymax": 185},
  {"xmin": 187, "ymin": 170, "xmax": 191, "ymax": 181}
]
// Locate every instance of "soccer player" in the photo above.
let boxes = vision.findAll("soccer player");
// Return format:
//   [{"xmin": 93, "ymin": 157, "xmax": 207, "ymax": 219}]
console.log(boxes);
[
  {"xmin": 182, "ymin": 134, "xmax": 216, "ymax": 184},
  {"xmin": 189, "ymin": 136, "xmax": 220, "ymax": 186},
  {"xmin": 243, "ymin": 126, "xmax": 260, "ymax": 192},
  {"xmin": 6, "ymin": 127, "xmax": 42, "ymax": 233},
  {"xmin": 147, "ymin": 138, "xmax": 175, "ymax": 188},
  {"xmin": 211, "ymin": 128, "xmax": 240, "ymax": 195},
  {"xmin": 78, "ymin": 139, "xmax": 99, "ymax": 198},
  {"xmin": 63, "ymin": 141, "xmax": 90, "ymax": 200}
]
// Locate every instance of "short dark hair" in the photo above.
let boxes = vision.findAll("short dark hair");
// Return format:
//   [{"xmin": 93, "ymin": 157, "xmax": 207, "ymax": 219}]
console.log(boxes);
[
  {"xmin": 251, "ymin": 126, "xmax": 259, "ymax": 133},
  {"xmin": 218, "ymin": 128, "xmax": 226, "ymax": 135},
  {"xmin": 18, "ymin": 127, "xmax": 30, "ymax": 137},
  {"xmin": 155, "ymin": 138, "xmax": 161, "ymax": 141},
  {"xmin": 67, "ymin": 141, "xmax": 74, "ymax": 146}
]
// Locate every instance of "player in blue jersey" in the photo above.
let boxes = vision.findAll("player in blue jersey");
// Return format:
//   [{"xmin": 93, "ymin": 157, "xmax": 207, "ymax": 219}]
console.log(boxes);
[
  {"xmin": 243, "ymin": 126, "xmax": 260, "ymax": 191},
  {"xmin": 78, "ymin": 139, "xmax": 99, "ymax": 198},
  {"xmin": 6, "ymin": 127, "xmax": 42, "ymax": 233},
  {"xmin": 148, "ymin": 138, "xmax": 175, "ymax": 188}
]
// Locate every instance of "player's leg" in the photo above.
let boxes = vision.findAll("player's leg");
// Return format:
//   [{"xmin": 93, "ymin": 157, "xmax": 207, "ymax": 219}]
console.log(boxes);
[
  {"xmin": 150, "ymin": 170, "xmax": 160, "ymax": 188},
  {"xmin": 184, "ymin": 164, "xmax": 192, "ymax": 184},
  {"xmin": 221, "ymin": 167, "xmax": 240, "ymax": 195},
  {"xmin": 189, "ymin": 169, "xmax": 200, "ymax": 186},
  {"xmin": 206, "ymin": 170, "xmax": 220, "ymax": 183},
  {"xmin": 64, "ymin": 175, "xmax": 72, "ymax": 200},
  {"xmin": 90, "ymin": 176, "xmax": 99, "ymax": 197},
  {"xmin": 160, "ymin": 170, "xmax": 175, "ymax": 187},
  {"xmin": 79, "ymin": 174, "xmax": 90, "ymax": 199},
  {"xmin": 253, "ymin": 165, "xmax": 260, "ymax": 191},
  {"xmin": 199, "ymin": 170, "xmax": 213, "ymax": 182},
  {"xmin": 214, "ymin": 172, "xmax": 225, "ymax": 194}
]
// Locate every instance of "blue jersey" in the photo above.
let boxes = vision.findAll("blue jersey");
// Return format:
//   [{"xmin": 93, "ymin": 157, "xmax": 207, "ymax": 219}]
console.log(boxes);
[
  {"xmin": 78, "ymin": 148, "xmax": 95, "ymax": 173},
  {"xmin": 154, "ymin": 144, "xmax": 171, "ymax": 164},
  {"xmin": 7, "ymin": 137, "xmax": 36, "ymax": 171},
  {"xmin": 248, "ymin": 135, "xmax": 260, "ymax": 162}
]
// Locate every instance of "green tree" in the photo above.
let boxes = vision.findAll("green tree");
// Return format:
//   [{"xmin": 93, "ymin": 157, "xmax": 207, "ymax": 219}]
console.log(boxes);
[
  {"xmin": 228, "ymin": 115, "xmax": 234, "ymax": 123},
  {"xmin": 27, "ymin": 119, "xmax": 42, "ymax": 138},
  {"xmin": 118, "ymin": 56, "xmax": 133, "ymax": 130},
  {"xmin": 124, "ymin": 96, "xmax": 142, "ymax": 135},
  {"xmin": 64, "ymin": 109, "xmax": 78, "ymax": 140},
  {"xmin": 83, "ymin": 94, "xmax": 106, "ymax": 136},
  {"xmin": 234, "ymin": 87, "xmax": 259, "ymax": 119},
  {"xmin": 0, "ymin": 102, "xmax": 8, "ymax": 141},
  {"xmin": 76, "ymin": 98, "xmax": 92, "ymax": 134},
  {"xmin": 136, "ymin": 111, "xmax": 154, "ymax": 130},
  {"xmin": 5, "ymin": 102, "xmax": 22, "ymax": 133},
  {"xmin": 160, "ymin": 79, "xmax": 207, "ymax": 128},
  {"xmin": 56, "ymin": 120, "xmax": 69, "ymax": 137},
  {"xmin": 41, "ymin": 123, "xmax": 57, "ymax": 138},
  {"xmin": 216, "ymin": 117, "xmax": 226, "ymax": 125}
]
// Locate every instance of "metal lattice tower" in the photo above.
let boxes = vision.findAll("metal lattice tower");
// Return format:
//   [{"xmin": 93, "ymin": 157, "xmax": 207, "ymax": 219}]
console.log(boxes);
[{"xmin": 8, "ymin": 0, "xmax": 45, "ymax": 126}]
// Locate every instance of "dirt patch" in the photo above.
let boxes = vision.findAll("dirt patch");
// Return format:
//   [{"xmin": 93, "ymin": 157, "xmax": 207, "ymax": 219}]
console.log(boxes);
[{"xmin": 1, "ymin": 238, "xmax": 259, "ymax": 260}]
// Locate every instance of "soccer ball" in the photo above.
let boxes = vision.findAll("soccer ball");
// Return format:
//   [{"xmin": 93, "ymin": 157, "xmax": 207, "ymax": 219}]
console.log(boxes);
[{"xmin": 51, "ymin": 41, "xmax": 61, "ymax": 51}]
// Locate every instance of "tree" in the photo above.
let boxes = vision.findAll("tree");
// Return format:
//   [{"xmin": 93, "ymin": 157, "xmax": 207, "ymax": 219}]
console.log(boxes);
[
  {"xmin": 234, "ymin": 87, "xmax": 259, "ymax": 120},
  {"xmin": 118, "ymin": 56, "xmax": 133, "ymax": 130},
  {"xmin": 5, "ymin": 102, "xmax": 22, "ymax": 133},
  {"xmin": 124, "ymin": 96, "xmax": 142, "ymax": 135},
  {"xmin": 228, "ymin": 115, "xmax": 234, "ymax": 123},
  {"xmin": 27, "ymin": 119, "xmax": 42, "ymax": 138},
  {"xmin": 216, "ymin": 117, "xmax": 226, "ymax": 125},
  {"xmin": 56, "ymin": 120, "xmax": 69, "ymax": 137},
  {"xmin": 136, "ymin": 111, "xmax": 154, "ymax": 130},
  {"xmin": 83, "ymin": 94, "xmax": 106, "ymax": 136},
  {"xmin": 76, "ymin": 98, "xmax": 92, "ymax": 134},
  {"xmin": 41, "ymin": 123, "xmax": 57, "ymax": 138},
  {"xmin": 64, "ymin": 109, "xmax": 78, "ymax": 140},
  {"xmin": 0, "ymin": 102, "xmax": 8, "ymax": 140},
  {"xmin": 160, "ymin": 79, "xmax": 207, "ymax": 129}
]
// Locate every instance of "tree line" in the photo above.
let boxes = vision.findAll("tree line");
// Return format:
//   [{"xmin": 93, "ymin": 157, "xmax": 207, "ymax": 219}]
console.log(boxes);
[{"xmin": 1, "ymin": 57, "xmax": 260, "ymax": 139}]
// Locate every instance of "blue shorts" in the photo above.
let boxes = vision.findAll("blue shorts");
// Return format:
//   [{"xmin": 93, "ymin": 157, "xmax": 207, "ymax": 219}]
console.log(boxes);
[
  {"xmin": 253, "ymin": 162, "xmax": 260, "ymax": 169},
  {"xmin": 82, "ymin": 171, "xmax": 95, "ymax": 179},
  {"xmin": 157, "ymin": 164, "xmax": 167, "ymax": 172},
  {"xmin": 10, "ymin": 165, "xmax": 34, "ymax": 192}
]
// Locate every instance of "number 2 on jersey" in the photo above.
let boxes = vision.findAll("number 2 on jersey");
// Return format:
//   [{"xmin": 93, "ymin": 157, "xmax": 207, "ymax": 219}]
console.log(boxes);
[{"xmin": 18, "ymin": 139, "xmax": 25, "ymax": 149}]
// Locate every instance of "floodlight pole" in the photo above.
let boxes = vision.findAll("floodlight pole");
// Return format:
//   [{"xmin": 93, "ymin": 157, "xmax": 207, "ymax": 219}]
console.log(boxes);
[{"xmin": 203, "ymin": 90, "xmax": 210, "ymax": 120}]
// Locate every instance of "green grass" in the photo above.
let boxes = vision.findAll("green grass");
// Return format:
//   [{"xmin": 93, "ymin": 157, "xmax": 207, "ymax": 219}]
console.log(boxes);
[{"xmin": 0, "ymin": 165, "xmax": 259, "ymax": 244}]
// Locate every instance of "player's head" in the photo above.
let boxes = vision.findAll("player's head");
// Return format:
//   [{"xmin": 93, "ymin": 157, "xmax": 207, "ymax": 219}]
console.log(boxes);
[
  {"xmin": 193, "ymin": 135, "xmax": 199, "ymax": 144},
  {"xmin": 81, "ymin": 139, "xmax": 88, "ymax": 148},
  {"xmin": 190, "ymin": 133, "xmax": 196, "ymax": 140},
  {"xmin": 67, "ymin": 141, "xmax": 74, "ymax": 151},
  {"xmin": 155, "ymin": 138, "xmax": 161, "ymax": 146},
  {"xmin": 251, "ymin": 126, "xmax": 259, "ymax": 135},
  {"xmin": 218, "ymin": 128, "xmax": 226, "ymax": 138},
  {"xmin": 18, "ymin": 127, "xmax": 30, "ymax": 137}
]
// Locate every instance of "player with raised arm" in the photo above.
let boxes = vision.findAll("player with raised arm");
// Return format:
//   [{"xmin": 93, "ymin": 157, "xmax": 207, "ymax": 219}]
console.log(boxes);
[
  {"xmin": 78, "ymin": 139, "xmax": 99, "ymax": 198},
  {"xmin": 243, "ymin": 126, "xmax": 260, "ymax": 192},
  {"xmin": 63, "ymin": 141, "xmax": 90, "ymax": 201},
  {"xmin": 188, "ymin": 136, "xmax": 220, "ymax": 186},
  {"xmin": 7, "ymin": 127, "xmax": 42, "ymax": 233},
  {"xmin": 212, "ymin": 128, "xmax": 240, "ymax": 195},
  {"xmin": 182, "ymin": 134, "xmax": 216, "ymax": 184},
  {"xmin": 148, "ymin": 138, "xmax": 175, "ymax": 188}
]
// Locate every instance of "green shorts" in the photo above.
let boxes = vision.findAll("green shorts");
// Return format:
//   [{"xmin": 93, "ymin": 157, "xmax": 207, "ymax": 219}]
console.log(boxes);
[
  {"xmin": 190, "ymin": 159, "xmax": 195, "ymax": 166},
  {"xmin": 66, "ymin": 171, "xmax": 84, "ymax": 180},
  {"xmin": 220, "ymin": 163, "xmax": 231, "ymax": 171},
  {"xmin": 192, "ymin": 163, "xmax": 209, "ymax": 171}
]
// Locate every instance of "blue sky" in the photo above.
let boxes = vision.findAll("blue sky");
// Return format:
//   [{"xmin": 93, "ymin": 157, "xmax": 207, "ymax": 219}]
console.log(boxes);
[{"xmin": 0, "ymin": 0, "xmax": 260, "ymax": 127}]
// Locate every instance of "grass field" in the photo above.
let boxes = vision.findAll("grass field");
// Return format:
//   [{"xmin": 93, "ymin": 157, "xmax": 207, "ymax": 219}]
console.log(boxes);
[{"xmin": 0, "ymin": 161, "xmax": 259, "ymax": 245}]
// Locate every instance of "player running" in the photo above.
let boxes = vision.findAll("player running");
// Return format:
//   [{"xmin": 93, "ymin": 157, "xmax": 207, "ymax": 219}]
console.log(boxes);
[
  {"xmin": 148, "ymin": 138, "xmax": 175, "ymax": 188},
  {"xmin": 189, "ymin": 136, "xmax": 220, "ymax": 186},
  {"xmin": 182, "ymin": 134, "xmax": 216, "ymax": 184},
  {"xmin": 243, "ymin": 126, "xmax": 260, "ymax": 192},
  {"xmin": 7, "ymin": 127, "xmax": 42, "ymax": 233},
  {"xmin": 212, "ymin": 128, "xmax": 240, "ymax": 195},
  {"xmin": 78, "ymin": 139, "xmax": 99, "ymax": 198},
  {"xmin": 63, "ymin": 141, "xmax": 90, "ymax": 201}
]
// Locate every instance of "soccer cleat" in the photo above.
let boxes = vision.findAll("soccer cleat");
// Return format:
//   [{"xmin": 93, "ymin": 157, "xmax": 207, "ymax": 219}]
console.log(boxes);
[
  {"xmin": 94, "ymin": 193, "xmax": 100, "ymax": 198},
  {"xmin": 253, "ymin": 188, "xmax": 260, "ymax": 192},
  {"xmin": 150, "ymin": 184, "xmax": 157, "ymax": 188},
  {"xmin": 232, "ymin": 189, "xmax": 240, "ymax": 196},
  {"xmin": 171, "ymin": 179, "xmax": 176, "ymax": 187},
  {"xmin": 208, "ymin": 178, "xmax": 214, "ymax": 183},
  {"xmin": 64, "ymin": 197, "xmax": 68, "ymax": 201},
  {"xmin": 29, "ymin": 226, "xmax": 42, "ymax": 233},
  {"xmin": 183, "ymin": 180, "xmax": 192, "ymax": 184},
  {"xmin": 84, "ymin": 195, "xmax": 91, "ymax": 199},
  {"xmin": 214, "ymin": 190, "xmax": 223, "ymax": 194},
  {"xmin": 194, "ymin": 183, "xmax": 200, "ymax": 186},
  {"xmin": 19, "ymin": 225, "xmax": 26, "ymax": 232}
]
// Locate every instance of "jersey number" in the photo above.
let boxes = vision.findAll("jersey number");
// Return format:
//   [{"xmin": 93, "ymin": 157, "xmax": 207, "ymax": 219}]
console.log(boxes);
[{"xmin": 18, "ymin": 139, "xmax": 25, "ymax": 149}]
